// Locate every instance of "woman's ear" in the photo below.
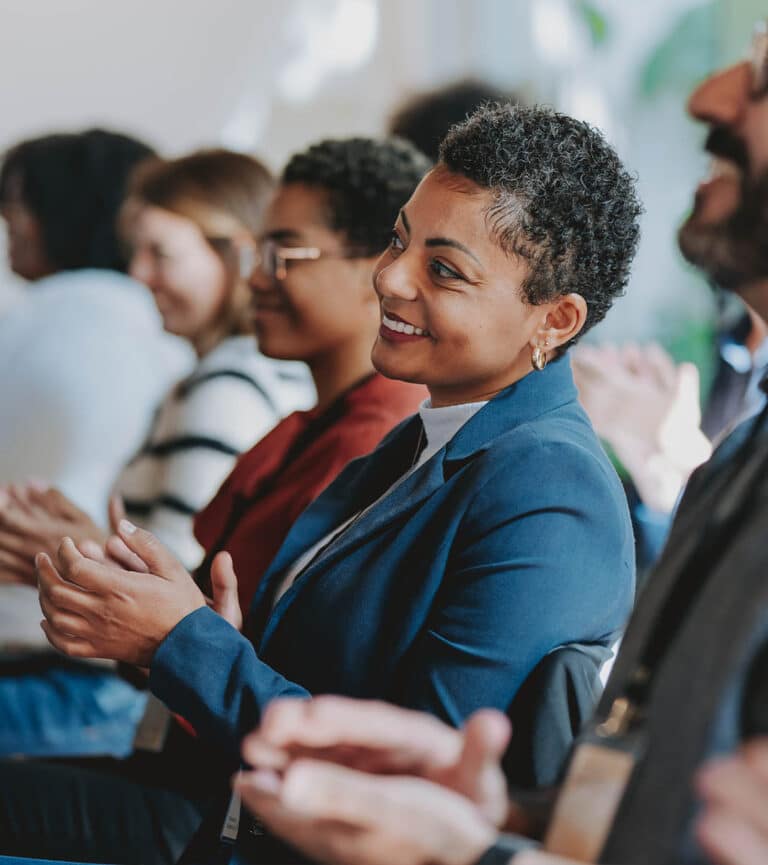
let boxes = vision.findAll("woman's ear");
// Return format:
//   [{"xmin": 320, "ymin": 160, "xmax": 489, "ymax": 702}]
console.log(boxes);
[{"xmin": 533, "ymin": 293, "xmax": 588, "ymax": 352}]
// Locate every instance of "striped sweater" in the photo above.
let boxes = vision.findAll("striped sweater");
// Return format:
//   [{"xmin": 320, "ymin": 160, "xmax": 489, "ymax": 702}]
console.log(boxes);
[{"xmin": 113, "ymin": 335, "xmax": 315, "ymax": 569}]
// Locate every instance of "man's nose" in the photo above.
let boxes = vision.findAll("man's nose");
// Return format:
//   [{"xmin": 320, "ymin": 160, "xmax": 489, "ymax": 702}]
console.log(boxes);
[{"xmin": 688, "ymin": 61, "xmax": 753, "ymax": 127}]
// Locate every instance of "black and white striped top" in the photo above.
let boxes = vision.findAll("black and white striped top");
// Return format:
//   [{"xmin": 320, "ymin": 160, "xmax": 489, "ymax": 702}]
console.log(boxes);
[{"xmin": 113, "ymin": 335, "xmax": 315, "ymax": 570}]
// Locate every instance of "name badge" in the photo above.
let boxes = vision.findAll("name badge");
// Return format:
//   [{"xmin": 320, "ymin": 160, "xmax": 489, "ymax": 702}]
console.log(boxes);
[
  {"xmin": 220, "ymin": 786, "xmax": 242, "ymax": 843},
  {"xmin": 544, "ymin": 741, "xmax": 638, "ymax": 862},
  {"xmin": 132, "ymin": 694, "xmax": 172, "ymax": 753}
]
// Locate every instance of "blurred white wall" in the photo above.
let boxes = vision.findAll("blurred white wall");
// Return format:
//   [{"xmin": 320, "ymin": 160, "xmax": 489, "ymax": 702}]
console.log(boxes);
[{"xmin": 0, "ymin": 0, "xmax": 759, "ymax": 356}]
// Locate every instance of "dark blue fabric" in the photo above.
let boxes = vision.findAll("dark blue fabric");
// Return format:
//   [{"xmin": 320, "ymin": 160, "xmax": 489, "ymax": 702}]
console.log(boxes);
[{"xmin": 150, "ymin": 357, "xmax": 636, "ymax": 763}]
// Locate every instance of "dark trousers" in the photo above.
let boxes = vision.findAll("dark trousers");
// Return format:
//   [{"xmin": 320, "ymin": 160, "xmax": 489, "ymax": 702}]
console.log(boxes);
[{"xmin": 0, "ymin": 726, "xmax": 231, "ymax": 865}]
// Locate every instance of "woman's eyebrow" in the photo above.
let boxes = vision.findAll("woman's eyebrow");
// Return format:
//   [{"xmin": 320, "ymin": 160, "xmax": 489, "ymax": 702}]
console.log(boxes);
[{"xmin": 425, "ymin": 236, "xmax": 481, "ymax": 265}]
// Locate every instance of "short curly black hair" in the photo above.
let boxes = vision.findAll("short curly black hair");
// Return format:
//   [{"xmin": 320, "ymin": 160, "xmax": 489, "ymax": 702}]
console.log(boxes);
[
  {"xmin": 281, "ymin": 137, "xmax": 431, "ymax": 256},
  {"xmin": 389, "ymin": 79, "xmax": 526, "ymax": 162},
  {"xmin": 439, "ymin": 104, "xmax": 642, "ymax": 346}
]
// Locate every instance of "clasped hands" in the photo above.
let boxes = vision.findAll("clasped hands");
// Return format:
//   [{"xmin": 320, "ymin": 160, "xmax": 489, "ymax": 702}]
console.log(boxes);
[
  {"xmin": 236, "ymin": 696, "xmax": 768, "ymax": 865},
  {"xmin": 234, "ymin": 696, "xmax": 519, "ymax": 865},
  {"xmin": 35, "ymin": 516, "xmax": 242, "ymax": 668}
]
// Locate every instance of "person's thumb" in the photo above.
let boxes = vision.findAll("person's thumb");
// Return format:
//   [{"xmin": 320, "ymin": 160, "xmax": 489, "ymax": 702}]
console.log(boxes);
[
  {"xmin": 211, "ymin": 551, "xmax": 243, "ymax": 630},
  {"xmin": 108, "ymin": 495, "xmax": 127, "ymax": 534},
  {"xmin": 116, "ymin": 520, "xmax": 184, "ymax": 580},
  {"xmin": 452, "ymin": 709, "xmax": 511, "ymax": 825}
]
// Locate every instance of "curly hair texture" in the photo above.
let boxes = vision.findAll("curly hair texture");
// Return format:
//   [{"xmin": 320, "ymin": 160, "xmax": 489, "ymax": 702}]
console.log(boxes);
[
  {"xmin": 389, "ymin": 79, "xmax": 525, "ymax": 162},
  {"xmin": 282, "ymin": 137, "xmax": 431, "ymax": 256},
  {"xmin": 439, "ymin": 104, "xmax": 642, "ymax": 346}
]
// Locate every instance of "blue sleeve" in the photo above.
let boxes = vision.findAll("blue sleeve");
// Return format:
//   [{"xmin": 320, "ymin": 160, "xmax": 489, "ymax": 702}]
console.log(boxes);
[
  {"xmin": 149, "ymin": 606, "xmax": 308, "ymax": 758},
  {"xmin": 395, "ymin": 436, "xmax": 635, "ymax": 726}
]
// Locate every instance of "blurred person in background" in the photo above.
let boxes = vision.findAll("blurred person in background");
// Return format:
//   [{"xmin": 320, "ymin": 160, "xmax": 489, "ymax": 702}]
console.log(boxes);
[
  {"xmin": 0, "ymin": 128, "xmax": 190, "ymax": 744},
  {"xmin": 0, "ymin": 128, "xmax": 190, "ymax": 548},
  {"xmin": 573, "ymin": 292, "xmax": 768, "ymax": 577},
  {"xmin": 0, "ymin": 149, "xmax": 315, "ymax": 760},
  {"xmin": 0, "ymin": 137, "xmax": 429, "ymax": 865},
  {"xmin": 388, "ymin": 78, "xmax": 526, "ymax": 162}
]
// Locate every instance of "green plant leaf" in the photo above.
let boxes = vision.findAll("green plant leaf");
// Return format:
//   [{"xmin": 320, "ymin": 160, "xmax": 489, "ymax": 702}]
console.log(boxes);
[
  {"xmin": 577, "ymin": 1, "xmax": 610, "ymax": 47},
  {"xmin": 638, "ymin": 1, "xmax": 719, "ymax": 97}
]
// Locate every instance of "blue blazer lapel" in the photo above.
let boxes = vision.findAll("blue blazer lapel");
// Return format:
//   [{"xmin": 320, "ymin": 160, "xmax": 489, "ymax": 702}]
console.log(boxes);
[
  {"xmin": 252, "ymin": 357, "xmax": 579, "ymax": 644},
  {"xmin": 248, "ymin": 416, "xmax": 423, "ymax": 624},
  {"xmin": 260, "ymin": 451, "xmax": 449, "ymax": 647}
]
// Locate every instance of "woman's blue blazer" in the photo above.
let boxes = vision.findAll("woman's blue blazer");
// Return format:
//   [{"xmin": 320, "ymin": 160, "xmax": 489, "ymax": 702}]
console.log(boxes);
[{"xmin": 150, "ymin": 356, "xmax": 635, "ymax": 763}]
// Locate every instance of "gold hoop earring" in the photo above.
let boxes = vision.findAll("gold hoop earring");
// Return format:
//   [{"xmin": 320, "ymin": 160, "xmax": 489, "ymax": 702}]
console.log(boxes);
[{"xmin": 531, "ymin": 345, "xmax": 548, "ymax": 371}]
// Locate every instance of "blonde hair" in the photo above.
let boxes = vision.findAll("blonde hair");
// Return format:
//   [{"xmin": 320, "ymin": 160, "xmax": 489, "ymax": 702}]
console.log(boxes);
[{"xmin": 123, "ymin": 149, "xmax": 274, "ymax": 354}]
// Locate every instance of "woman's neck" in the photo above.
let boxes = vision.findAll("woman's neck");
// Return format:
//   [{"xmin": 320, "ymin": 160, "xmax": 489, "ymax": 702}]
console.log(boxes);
[{"xmin": 309, "ymin": 338, "xmax": 377, "ymax": 413}]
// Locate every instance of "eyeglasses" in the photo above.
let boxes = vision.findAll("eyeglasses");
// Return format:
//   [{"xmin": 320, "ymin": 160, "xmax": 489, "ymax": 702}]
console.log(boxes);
[
  {"xmin": 750, "ymin": 20, "xmax": 768, "ymax": 96},
  {"xmin": 241, "ymin": 237, "xmax": 372, "ymax": 281}
]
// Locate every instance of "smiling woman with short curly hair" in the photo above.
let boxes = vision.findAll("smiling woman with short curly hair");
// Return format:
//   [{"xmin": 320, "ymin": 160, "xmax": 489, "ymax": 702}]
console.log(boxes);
[{"xmin": 23, "ymin": 105, "xmax": 642, "ymax": 865}]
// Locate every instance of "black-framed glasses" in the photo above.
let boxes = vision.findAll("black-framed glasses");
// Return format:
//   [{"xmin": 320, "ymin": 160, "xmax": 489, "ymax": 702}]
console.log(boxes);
[{"xmin": 242, "ymin": 237, "xmax": 372, "ymax": 281}]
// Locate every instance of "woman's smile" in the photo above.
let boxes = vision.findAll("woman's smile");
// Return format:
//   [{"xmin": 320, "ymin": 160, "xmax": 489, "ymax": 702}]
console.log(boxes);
[{"xmin": 380, "ymin": 309, "xmax": 431, "ymax": 341}]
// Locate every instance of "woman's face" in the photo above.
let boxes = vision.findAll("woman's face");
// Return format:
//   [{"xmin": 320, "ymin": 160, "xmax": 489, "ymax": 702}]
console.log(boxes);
[
  {"xmin": 250, "ymin": 183, "xmax": 379, "ymax": 364},
  {"xmin": 372, "ymin": 168, "xmax": 572, "ymax": 406},
  {"xmin": 128, "ymin": 205, "xmax": 230, "ymax": 344}
]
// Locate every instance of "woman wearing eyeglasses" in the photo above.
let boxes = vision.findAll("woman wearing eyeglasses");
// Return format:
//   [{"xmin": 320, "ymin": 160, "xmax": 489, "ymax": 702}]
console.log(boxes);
[{"xmin": 192, "ymin": 138, "xmax": 430, "ymax": 612}]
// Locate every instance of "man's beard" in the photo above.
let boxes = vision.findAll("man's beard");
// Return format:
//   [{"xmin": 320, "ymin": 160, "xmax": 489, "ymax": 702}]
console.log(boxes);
[{"xmin": 678, "ymin": 170, "xmax": 768, "ymax": 290}]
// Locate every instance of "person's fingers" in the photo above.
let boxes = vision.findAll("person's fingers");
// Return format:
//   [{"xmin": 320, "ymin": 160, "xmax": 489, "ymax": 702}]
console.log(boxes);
[
  {"xmin": 645, "ymin": 343, "xmax": 677, "ymax": 388},
  {"xmin": 0, "ymin": 502, "xmax": 36, "ymax": 533},
  {"xmin": 37, "ymin": 553, "xmax": 99, "ymax": 617},
  {"xmin": 622, "ymin": 342, "xmax": 644, "ymax": 375},
  {"xmin": 257, "ymin": 697, "xmax": 461, "ymax": 771},
  {"xmin": 55, "ymin": 537, "xmax": 125, "ymax": 592},
  {"xmin": 105, "ymin": 534, "xmax": 150, "ymax": 573},
  {"xmin": 0, "ymin": 547, "xmax": 36, "ymax": 584},
  {"xmin": 115, "ymin": 521, "xmax": 184, "ymax": 580},
  {"xmin": 675, "ymin": 362, "xmax": 703, "ymax": 414},
  {"xmin": 697, "ymin": 757, "xmax": 768, "ymax": 836},
  {"xmin": 741, "ymin": 738, "xmax": 768, "ymax": 781},
  {"xmin": 40, "ymin": 618, "xmax": 97, "ymax": 659},
  {"xmin": 279, "ymin": 760, "xmax": 392, "ymax": 824},
  {"xmin": 210, "ymin": 551, "xmax": 243, "ymax": 630},
  {"xmin": 241, "ymin": 736, "xmax": 291, "ymax": 772},
  {"xmin": 452, "ymin": 710, "xmax": 511, "ymax": 804},
  {"xmin": 79, "ymin": 540, "xmax": 107, "ymax": 562},
  {"xmin": 6, "ymin": 483, "xmax": 36, "ymax": 513},
  {"xmin": 108, "ymin": 495, "xmax": 126, "ymax": 534},
  {"xmin": 38, "ymin": 591, "xmax": 93, "ymax": 640},
  {"xmin": 697, "ymin": 807, "xmax": 768, "ymax": 865},
  {"xmin": 0, "ymin": 526, "xmax": 38, "ymax": 558}
]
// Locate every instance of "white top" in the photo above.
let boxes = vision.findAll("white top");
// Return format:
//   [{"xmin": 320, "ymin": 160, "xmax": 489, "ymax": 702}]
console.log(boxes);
[
  {"xmin": 0, "ymin": 269, "xmax": 192, "ymax": 645},
  {"xmin": 114, "ymin": 335, "xmax": 315, "ymax": 569},
  {"xmin": 0, "ymin": 269, "xmax": 192, "ymax": 518},
  {"xmin": 272, "ymin": 398, "xmax": 488, "ymax": 607}
]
